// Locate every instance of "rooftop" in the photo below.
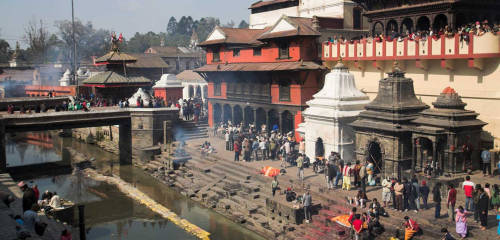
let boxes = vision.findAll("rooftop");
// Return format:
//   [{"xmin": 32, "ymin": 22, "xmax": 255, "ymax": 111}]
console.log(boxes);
[
  {"xmin": 194, "ymin": 61, "xmax": 325, "ymax": 72},
  {"xmin": 127, "ymin": 54, "xmax": 169, "ymax": 69},
  {"xmin": 82, "ymin": 71, "xmax": 151, "ymax": 85},
  {"xmin": 249, "ymin": 0, "xmax": 297, "ymax": 9}
]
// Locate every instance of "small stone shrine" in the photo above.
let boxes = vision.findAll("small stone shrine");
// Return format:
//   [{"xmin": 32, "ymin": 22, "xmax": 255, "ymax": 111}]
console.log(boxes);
[
  {"xmin": 297, "ymin": 61, "xmax": 369, "ymax": 161},
  {"xmin": 351, "ymin": 63, "xmax": 428, "ymax": 178},
  {"xmin": 153, "ymin": 74, "xmax": 183, "ymax": 105},
  {"xmin": 411, "ymin": 87, "xmax": 486, "ymax": 173}
]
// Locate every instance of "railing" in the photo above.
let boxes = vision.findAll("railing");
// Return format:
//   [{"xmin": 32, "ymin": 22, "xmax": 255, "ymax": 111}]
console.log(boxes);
[{"xmin": 322, "ymin": 32, "xmax": 500, "ymax": 61}]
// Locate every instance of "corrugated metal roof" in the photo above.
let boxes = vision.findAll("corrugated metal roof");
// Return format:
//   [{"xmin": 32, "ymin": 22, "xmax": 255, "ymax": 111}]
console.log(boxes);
[
  {"xmin": 147, "ymin": 46, "xmax": 201, "ymax": 58},
  {"xmin": 127, "ymin": 54, "xmax": 169, "ymax": 68},
  {"xmin": 194, "ymin": 61, "xmax": 325, "ymax": 72},
  {"xmin": 83, "ymin": 71, "xmax": 151, "ymax": 84},
  {"xmin": 249, "ymin": 0, "xmax": 296, "ymax": 9}
]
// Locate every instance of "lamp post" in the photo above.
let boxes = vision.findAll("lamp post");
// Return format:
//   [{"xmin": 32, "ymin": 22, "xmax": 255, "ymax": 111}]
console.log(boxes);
[{"xmin": 71, "ymin": 0, "xmax": 79, "ymax": 96}]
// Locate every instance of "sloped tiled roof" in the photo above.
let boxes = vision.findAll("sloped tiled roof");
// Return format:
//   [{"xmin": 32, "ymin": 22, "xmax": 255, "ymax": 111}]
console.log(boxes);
[
  {"xmin": 198, "ymin": 27, "xmax": 268, "ymax": 47},
  {"xmin": 94, "ymin": 51, "xmax": 137, "ymax": 63},
  {"xmin": 195, "ymin": 61, "xmax": 325, "ymax": 72},
  {"xmin": 83, "ymin": 71, "xmax": 151, "ymax": 85},
  {"xmin": 147, "ymin": 46, "xmax": 201, "ymax": 58},
  {"xmin": 176, "ymin": 70, "xmax": 205, "ymax": 83},
  {"xmin": 127, "ymin": 54, "xmax": 169, "ymax": 68},
  {"xmin": 258, "ymin": 16, "xmax": 320, "ymax": 40},
  {"xmin": 249, "ymin": 0, "xmax": 296, "ymax": 9}
]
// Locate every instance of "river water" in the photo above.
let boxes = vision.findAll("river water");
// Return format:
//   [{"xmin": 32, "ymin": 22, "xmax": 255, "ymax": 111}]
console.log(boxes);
[{"xmin": 6, "ymin": 131, "xmax": 265, "ymax": 240}]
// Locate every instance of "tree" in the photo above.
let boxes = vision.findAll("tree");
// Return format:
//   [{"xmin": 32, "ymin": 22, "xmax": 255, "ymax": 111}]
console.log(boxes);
[
  {"xmin": 224, "ymin": 20, "xmax": 235, "ymax": 28},
  {"xmin": 0, "ymin": 39, "xmax": 10, "ymax": 63},
  {"xmin": 167, "ymin": 17, "xmax": 177, "ymax": 35},
  {"xmin": 125, "ymin": 31, "xmax": 165, "ymax": 53},
  {"xmin": 24, "ymin": 19, "xmax": 50, "ymax": 63},
  {"xmin": 238, "ymin": 20, "xmax": 249, "ymax": 29},
  {"xmin": 195, "ymin": 17, "xmax": 220, "ymax": 42}
]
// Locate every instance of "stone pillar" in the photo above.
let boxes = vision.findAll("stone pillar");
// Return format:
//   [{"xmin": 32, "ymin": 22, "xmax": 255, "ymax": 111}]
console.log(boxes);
[
  {"xmin": 411, "ymin": 140, "xmax": 416, "ymax": 174},
  {"xmin": 432, "ymin": 141, "xmax": 438, "ymax": 172},
  {"xmin": 252, "ymin": 109, "xmax": 257, "ymax": 126},
  {"xmin": 278, "ymin": 111, "xmax": 283, "ymax": 133},
  {"xmin": 119, "ymin": 120, "xmax": 132, "ymax": 165},
  {"xmin": 0, "ymin": 121, "xmax": 5, "ymax": 173}
]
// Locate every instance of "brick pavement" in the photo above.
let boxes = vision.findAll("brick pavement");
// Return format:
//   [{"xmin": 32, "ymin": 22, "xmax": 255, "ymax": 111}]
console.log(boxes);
[{"xmin": 186, "ymin": 135, "xmax": 500, "ymax": 239}]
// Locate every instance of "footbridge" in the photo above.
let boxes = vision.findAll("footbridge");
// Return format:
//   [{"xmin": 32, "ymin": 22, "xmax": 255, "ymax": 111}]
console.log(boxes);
[{"xmin": 0, "ymin": 107, "xmax": 179, "ymax": 172}]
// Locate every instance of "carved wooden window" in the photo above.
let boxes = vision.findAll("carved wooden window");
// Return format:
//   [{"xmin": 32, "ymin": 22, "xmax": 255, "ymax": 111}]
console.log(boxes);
[
  {"xmin": 214, "ymin": 81, "xmax": 221, "ymax": 96},
  {"xmin": 253, "ymin": 47, "xmax": 262, "ymax": 56},
  {"xmin": 213, "ymin": 48, "xmax": 220, "ymax": 62},
  {"xmin": 278, "ymin": 43, "xmax": 289, "ymax": 59},
  {"xmin": 279, "ymin": 80, "xmax": 290, "ymax": 101}
]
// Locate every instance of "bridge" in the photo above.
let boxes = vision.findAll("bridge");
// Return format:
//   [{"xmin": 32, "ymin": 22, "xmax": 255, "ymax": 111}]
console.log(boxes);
[{"xmin": 0, "ymin": 107, "xmax": 180, "ymax": 172}]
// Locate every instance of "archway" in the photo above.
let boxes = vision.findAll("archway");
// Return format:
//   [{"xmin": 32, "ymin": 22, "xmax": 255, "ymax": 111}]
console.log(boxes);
[
  {"xmin": 415, "ymin": 137, "xmax": 433, "ymax": 171},
  {"xmin": 416, "ymin": 16, "xmax": 430, "ymax": 32},
  {"xmin": 268, "ymin": 109, "xmax": 279, "ymax": 131},
  {"xmin": 315, "ymin": 137, "xmax": 324, "ymax": 158},
  {"xmin": 256, "ymin": 108, "xmax": 267, "ymax": 131},
  {"xmin": 233, "ymin": 105, "xmax": 243, "ymax": 126},
  {"xmin": 244, "ymin": 106, "xmax": 254, "ymax": 126},
  {"xmin": 401, "ymin": 18, "xmax": 414, "ymax": 34},
  {"xmin": 223, "ymin": 104, "xmax": 232, "ymax": 123},
  {"xmin": 195, "ymin": 85, "xmax": 202, "ymax": 98},
  {"xmin": 372, "ymin": 21, "xmax": 384, "ymax": 36},
  {"xmin": 367, "ymin": 141, "xmax": 382, "ymax": 174},
  {"xmin": 386, "ymin": 20, "xmax": 398, "ymax": 35},
  {"xmin": 213, "ymin": 103, "xmax": 222, "ymax": 124},
  {"xmin": 281, "ymin": 110, "xmax": 294, "ymax": 134},
  {"xmin": 433, "ymin": 14, "xmax": 448, "ymax": 31},
  {"xmin": 188, "ymin": 85, "xmax": 194, "ymax": 98}
]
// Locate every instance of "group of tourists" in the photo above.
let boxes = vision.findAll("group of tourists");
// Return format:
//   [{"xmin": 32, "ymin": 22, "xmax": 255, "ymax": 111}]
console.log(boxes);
[
  {"xmin": 326, "ymin": 20, "xmax": 500, "ymax": 45},
  {"xmin": 0, "ymin": 181, "xmax": 72, "ymax": 240},
  {"xmin": 179, "ymin": 98, "xmax": 206, "ymax": 123}
]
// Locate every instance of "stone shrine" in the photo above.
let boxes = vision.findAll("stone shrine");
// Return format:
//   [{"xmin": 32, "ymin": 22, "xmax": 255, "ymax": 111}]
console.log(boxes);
[
  {"xmin": 351, "ymin": 63, "xmax": 428, "ymax": 178},
  {"xmin": 297, "ymin": 61, "xmax": 369, "ymax": 161},
  {"xmin": 128, "ymin": 88, "xmax": 152, "ymax": 107},
  {"xmin": 153, "ymin": 74, "xmax": 183, "ymax": 105},
  {"xmin": 59, "ymin": 69, "xmax": 71, "ymax": 86}
]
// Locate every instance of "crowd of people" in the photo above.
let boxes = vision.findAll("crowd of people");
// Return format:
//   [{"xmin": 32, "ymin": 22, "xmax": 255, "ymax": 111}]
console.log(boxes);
[
  {"xmin": 326, "ymin": 21, "xmax": 500, "ymax": 45},
  {"xmin": 0, "ymin": 181, "xmax": 72, "ymax": 240},
  {"xmin": 178, "ymin": 98, "xmax": 207, "ymax": 123}
]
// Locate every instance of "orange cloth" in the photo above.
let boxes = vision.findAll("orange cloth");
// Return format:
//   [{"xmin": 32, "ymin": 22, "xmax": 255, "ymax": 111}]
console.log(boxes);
[
  {"xmin": 260, "ymin": 166, "xmax": 280, "ymax": 177},
  {"xmin": 404, "ymin": 228, "xmax": 417, "ymax": 240},
  {"xmin": 330, "ymin": 215, "xmax": 351, "ymax": 228}
]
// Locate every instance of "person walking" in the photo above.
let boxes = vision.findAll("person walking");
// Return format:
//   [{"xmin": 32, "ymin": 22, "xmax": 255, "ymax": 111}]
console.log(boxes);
[
  {"xmin": 381, "ymin": 176, "xmax": 392, "ymax": 208},
  {"xmin": 342, "ymin": 163, "xmax": 352, "ymax": 191},
  {"xmin": 478, "ymin": 187, "xmax": 489, "ymax": 230},
  {"xmin": 233, "ymin": 141, "xmax": 241, "ymax": 162},
  {"xmin": 335, "ymin": 159, "xmax": 343, "ymax": 188},
  {"xmin": 462, "ymin": 176, "xmax": 475, "ymax": 211},
  {"xmin": 252, "ymin": 139, "xmax": 260, "ymax": 161},
  {"xmin": 420, "ymin": 180, "xmax": 430, "ymax": 209},
  {"xmin": 433, "ymin": 182, "xmax": 442, "ymax": 219},
  {"xmin": 272, "ymin": 176, "xmax": 279, "ymax": 197},
  {"xmin": 302, "ymin": 191, "xmax": 312, "ymax": 223},
  {"xmin": 296, "ymin": 154, "xmax": 304, "ymax": 182},
  {"xmin": 447, "ymin": 184, "xmax": 457, "ymax": 222},
  {"xmin": 394, "ymin": 179, "xmax": 404, "ymax": 212},
  {"xmin": 481, "ymin": 148, "xmax": 491, "ymax": 176}
]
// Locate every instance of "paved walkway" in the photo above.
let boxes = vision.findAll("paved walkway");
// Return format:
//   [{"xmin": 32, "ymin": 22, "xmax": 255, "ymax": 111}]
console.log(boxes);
[
  {"xmin": 186, "ymin": 135, "xmax": 500, "ymax": 239},
  {"xmin": 0, "ymin": 173, "xmax": 77, "ymax": 240}
]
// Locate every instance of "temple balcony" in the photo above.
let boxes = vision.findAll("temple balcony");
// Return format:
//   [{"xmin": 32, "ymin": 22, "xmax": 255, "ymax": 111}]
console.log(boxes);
[{"xmin": 322, "ymin": 32, "xmax": 500, "ymax": 70}]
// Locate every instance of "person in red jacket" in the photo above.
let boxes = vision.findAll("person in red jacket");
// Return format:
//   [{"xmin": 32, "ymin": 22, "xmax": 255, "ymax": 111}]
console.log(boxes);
[
  {"xmin": 403, "ymin": 216, "xmax": 420, "ymax": 240},
  {"xmin": 233, "ymin": 141, "xmax": 241, "ymax": 162},
  {"xmin": 462, "ymin": 175, "xmax": 475, "ymax": 211},
  {"xmin": 447, "ymin": 183, "xmax": 457, "ymax": 222},
  {"xmin": 352, "ymin": 214, "xmax": 364, "ymax": 240}
]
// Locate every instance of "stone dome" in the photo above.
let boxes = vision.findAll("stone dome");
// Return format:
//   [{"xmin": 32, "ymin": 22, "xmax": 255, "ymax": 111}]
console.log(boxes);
[
  {"xmin": 432, "ymin": 87, "xmax": 467, "ymax": 109},
  {"xmin": 153, "ymin": 74, "xmax": 182, "ymax": 88}
]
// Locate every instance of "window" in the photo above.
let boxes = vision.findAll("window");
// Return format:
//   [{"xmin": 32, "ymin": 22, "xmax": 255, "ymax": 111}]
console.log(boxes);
[
  {"xmin": 213, "ymin": 48, "xmax": 220, "ymax": 62},
  {"xmin": 278, "ymin": 43, "xmax": 289, "ymax": 59},
  {"xmin": 253, "ymin": 47, "xmax": 262, "ymax": 56},
  {"xmin": 232, "ymin": 49, "xmax": 240, "ymax": 57},
  {"xmin": 353, "ymin": 8, "xmax": 362, "ymax": 30},
  {"xmin": 214, "ymin": 82, "xmax": 221, "ymax": 96},
  {"xmin": 279, "ymin": 80, "xmax": 290, "ymax": 101}
]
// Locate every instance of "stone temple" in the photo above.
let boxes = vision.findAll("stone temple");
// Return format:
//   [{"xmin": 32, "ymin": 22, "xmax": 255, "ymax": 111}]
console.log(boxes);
[
  {"xmin": 351, "ymin": 63, "xmax": 486, "ymax": 178},
  {"xmin": 298, "ymin": 61, "xmax": 369, "ymax": 161}
]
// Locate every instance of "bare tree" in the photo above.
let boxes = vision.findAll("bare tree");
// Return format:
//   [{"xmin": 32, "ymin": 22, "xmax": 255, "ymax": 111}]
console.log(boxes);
[{"xmin": 24, "ymin": 19, "xmax": 50, "ymax": 63}]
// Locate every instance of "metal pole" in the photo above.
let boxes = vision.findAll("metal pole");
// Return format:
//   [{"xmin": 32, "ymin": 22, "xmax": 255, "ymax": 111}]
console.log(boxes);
[
  {"xmin": 78, "ymin": 204, "xmax": 86, "ymax": 240},
  {"xmin": 71, "ymin": 0, "xmax": 78, "ymax": 91}
]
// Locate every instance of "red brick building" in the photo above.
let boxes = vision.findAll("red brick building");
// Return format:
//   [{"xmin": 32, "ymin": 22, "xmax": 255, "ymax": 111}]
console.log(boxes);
[{"xmin": 195, "ymin": 16, "xmax": 327, "ymax": 139}]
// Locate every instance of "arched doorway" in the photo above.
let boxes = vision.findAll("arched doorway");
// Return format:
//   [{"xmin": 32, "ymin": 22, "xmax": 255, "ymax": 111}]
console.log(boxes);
[
  {"xmin": 416, "ymin": 137, "xmax": 433, "ymax": 171},
  {"xmin": 386, "ymin": 20, "xmax": 398, "ymax": 35},
  {"xmin": 281, "ymin": 110, "xmax": 294, "ymax": 134},
  {"xmin": 195, "ymin": 85, "xmax": 202, "ymax": 98},
  {"xmin": 233, "ymin": 105, "xmax": 243, "ymax": 126},
  {"xmin": 268, "ymin": 109, "xmax": 279, "ymax": 131},
  {"xmin": 372, "ymin": 21, "xmax": 384, "ymax": 36},
  {"xmin": 367, "ymin": 141, "xmax": 383, "ymax": 174},
  {"xmin": 213, "ymin": 103, "xmax": 222, "ymax": 124},
  {"xmin": 416, "ymin": 16, "xmax": 430, "ymax": 32},
  {"xmin": 401, "ymin": 18, "xmax": 414, "ymax": 34},
  {"xmin": 223, "ymin": 104, "xmax": 232, "ymax": 123},
  {"xmin": 188, "ymin": 85, "xmax": 194, "ymax": 98},
  {"xmin": 256, "ymin": 108, "xmax": 267, "ymax": 131},
  {"xmin": 244, "ymin": 106, "xmax": 254, "ymax": 126},
  {"xmin": 433, "ymin": 14, "xmax": 448, "ymax": 31},
  {"xmin": 315, "ymin": 137, "xmax": 324, "ymax": 158}
]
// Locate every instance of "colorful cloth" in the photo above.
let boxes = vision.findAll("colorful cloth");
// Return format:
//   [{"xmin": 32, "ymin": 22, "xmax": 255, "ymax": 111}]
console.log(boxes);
[
  {"xmin": 260, "ymin": 166, "xmax": 280, "ymax": 177},
  {"xmin": 331, "ymin": 215, "xmax": 351, "ymax": 227},
  {"xmin": 497, "ymin": 213, "xmax": 500, "ymax": 236},
  {"xmin": 404, "ymin": 228, "xmax": 417, "ymax": 240}
]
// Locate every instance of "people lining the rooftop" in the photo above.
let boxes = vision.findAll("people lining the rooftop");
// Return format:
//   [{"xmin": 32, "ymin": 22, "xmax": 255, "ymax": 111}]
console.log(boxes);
[{"xmin": 325, "ymin": 20, "xmax": 500, "ymax": 45}]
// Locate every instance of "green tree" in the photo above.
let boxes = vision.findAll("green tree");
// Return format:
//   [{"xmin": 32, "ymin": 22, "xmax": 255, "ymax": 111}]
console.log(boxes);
[
  {"xmin": 195, "ymin": 17, "xmax": 220, "ymax": 42},
  {"xmin": 0, "ymin": 39, "xmax": 10, "ymax": 63},
  {"xmin": 24, "ymin": 19, "xmax": 50, "ymax": 63},
  {"xmin": 167, "ymin": 17, "xmax": 177, "ymax": 35},
  {"xmin": 224, "ymin": 20, "xmax": 235, "ymax": 28}
]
